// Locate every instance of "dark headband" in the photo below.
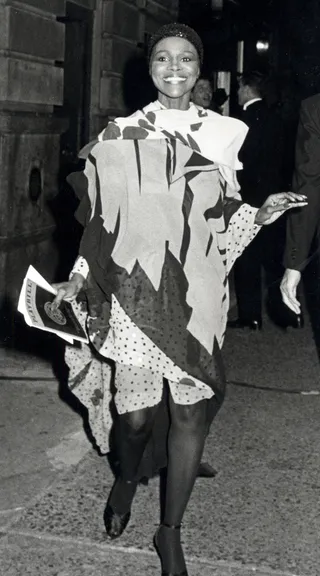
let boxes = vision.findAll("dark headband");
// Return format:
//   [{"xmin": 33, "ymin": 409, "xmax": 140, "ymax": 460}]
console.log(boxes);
[{"xmin": 148, "ymin": 23, "xmax": 204, "ymax": 65}]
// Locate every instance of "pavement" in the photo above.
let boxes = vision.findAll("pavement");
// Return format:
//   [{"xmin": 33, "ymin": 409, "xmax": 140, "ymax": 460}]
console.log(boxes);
[{"xmin": 0, "ymin": 304, "xmax": 319, "ymax": 576}]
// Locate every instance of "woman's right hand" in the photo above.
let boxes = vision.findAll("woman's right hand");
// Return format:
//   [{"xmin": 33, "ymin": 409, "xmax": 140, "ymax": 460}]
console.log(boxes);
[{"xmin": 51, "ymin": 273, "xmax": 85, "ymax": 310}]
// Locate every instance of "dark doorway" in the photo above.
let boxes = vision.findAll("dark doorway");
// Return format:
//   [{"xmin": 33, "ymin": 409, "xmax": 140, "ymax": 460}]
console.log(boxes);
[
  {"xmin": 52, "ymin": 2, "xmax": 94, "ymax": 282},
  {"xmin": 59, "ymin": 2, "xmax": 93, "ymax": 165}
]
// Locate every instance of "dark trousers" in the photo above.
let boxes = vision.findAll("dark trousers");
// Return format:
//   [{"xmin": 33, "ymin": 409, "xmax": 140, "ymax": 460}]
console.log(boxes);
[
  {"xmin": 303, "ymin": 237, "xmax": 320, "ymax": 359},
  {"xmin": 233, "ymin": 222, "xmax": 294, "ymax": 325}
]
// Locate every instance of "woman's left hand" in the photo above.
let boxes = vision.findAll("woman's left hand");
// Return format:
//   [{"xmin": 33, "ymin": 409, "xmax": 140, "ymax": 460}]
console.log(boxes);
[{"xmin": 255, "ymin": 192, "xmax": 308, "ymax": 226}]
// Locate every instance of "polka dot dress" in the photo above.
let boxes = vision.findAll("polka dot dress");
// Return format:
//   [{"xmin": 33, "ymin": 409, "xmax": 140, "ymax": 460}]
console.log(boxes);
[
  {"xmin": 65, "ymin": 301, "xmax": 113, "ymax": 453},
  {"xmin": 65, "ymin": 297, "xmax": 213, "ymax": 453},
  {"xmin": 101, "ymin": 295, "xmax": 215, "ymax": 414},
  {"xmin": 65, "ymin": 203, "xmax": 260, "ymax": 454}
]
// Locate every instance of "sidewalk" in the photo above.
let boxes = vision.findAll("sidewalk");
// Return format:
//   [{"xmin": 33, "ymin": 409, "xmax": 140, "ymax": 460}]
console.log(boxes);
[
  {"xmin": 1, "ymin": 531, "xmax": 303, "ymax": 576},
  {"xmin": 0, "ymin": 348, "xmax": 91, "ymax": 532},
  {"xmin": 0, "ymin": 346, "xmax": 55, "ymax": 380},
  {"xmin": 0, "ymin": 310, "xmax": 319, "ymax": 576}
]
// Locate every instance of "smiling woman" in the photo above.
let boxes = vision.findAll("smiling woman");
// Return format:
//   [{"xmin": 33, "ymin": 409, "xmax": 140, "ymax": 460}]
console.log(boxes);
[
  {"xmin": 51, "ymin": 22, "xmax": 308, "ymax": 576},
  {"xmin": 150, "ymin": 36, "xmax": 200, "ymax": 110}
]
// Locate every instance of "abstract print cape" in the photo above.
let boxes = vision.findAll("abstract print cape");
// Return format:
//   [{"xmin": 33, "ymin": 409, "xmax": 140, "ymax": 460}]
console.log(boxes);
[
  {"xmin": 101, "ymin": 100, "xmax": 247, "ymax": 191},
  {"xmin": 78, "ymin": 102, "xmax": 248, "ymax": 400}
]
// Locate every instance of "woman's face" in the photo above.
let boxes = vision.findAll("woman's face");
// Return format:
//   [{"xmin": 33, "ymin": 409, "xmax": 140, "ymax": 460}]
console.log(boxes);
[{"xmin": 150, "ymin": 36, "xmax": 200, "ymax": 110}]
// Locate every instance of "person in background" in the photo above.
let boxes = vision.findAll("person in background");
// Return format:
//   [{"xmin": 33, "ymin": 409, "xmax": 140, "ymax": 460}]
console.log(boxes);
[
  {"xmin": 211, "ymin": 87, "xmax": 229, "ymax": 115},
  {"xmin": 191, "ymin": 75, "xmax": 213, "ymax": 109},
  {"xmin": 228, "ymin": 71, "xmax": 299, "ymax": 330},
  {"xmin": 281, "ymin": 94, "xmax": 320, "ymax": 356}
]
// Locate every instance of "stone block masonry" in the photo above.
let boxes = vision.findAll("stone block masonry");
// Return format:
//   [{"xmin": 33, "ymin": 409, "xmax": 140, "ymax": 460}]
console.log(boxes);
[{"xmin": 0, "ymin": 0, "xmax": 178, "ymax": 346}]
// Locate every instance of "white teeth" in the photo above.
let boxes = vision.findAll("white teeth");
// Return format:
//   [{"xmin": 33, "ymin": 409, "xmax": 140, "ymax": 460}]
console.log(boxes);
[{"xmin": 164, "ymin": 77, "xmax": 187, "ymax": 84}]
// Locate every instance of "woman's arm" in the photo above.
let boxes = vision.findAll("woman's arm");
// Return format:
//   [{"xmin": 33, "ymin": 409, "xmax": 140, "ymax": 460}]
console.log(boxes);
[
  {"xmin": 51, "ymin": 140, "xmax": 127, "ymax": 310},
  {"xmin": 226, "ymin": 193, "xmax": 308, "ymax": 275},
  {"xmin": 51, "ymin": 256, "xmax": 89, "ymax": 309},
  {"xmin": 226, "ymin": 203, "xmax": 261, "ymax": 275}
]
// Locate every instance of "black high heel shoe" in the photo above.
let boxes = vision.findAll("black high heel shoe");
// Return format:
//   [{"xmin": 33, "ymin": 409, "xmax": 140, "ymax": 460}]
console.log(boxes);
[
  {"xmin": 104, "ymin": 477, "xmax": 137, "ymax": 539},
  {"xmin": 104, "ymin": 504, "xmax": 131, "ymax": 539},
  {"xmin": 154, "ymin": 523, "xmax": 188, "ymax": 576}
]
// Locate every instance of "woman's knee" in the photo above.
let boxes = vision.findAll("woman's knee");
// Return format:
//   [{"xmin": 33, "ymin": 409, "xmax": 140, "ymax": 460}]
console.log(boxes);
[
  {"xmin": 122, "ymin": 406, "xmax": 156, "ymax": 435},
  {"xmin": 170, "ymin": 400, "xmax": 207, "ymax": 433}
]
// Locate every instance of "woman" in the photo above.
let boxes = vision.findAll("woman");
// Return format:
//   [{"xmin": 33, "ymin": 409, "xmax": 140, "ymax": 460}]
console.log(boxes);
[{"xmin": 53, "ymin": 24, "xmax": 307, "ymax": 576}]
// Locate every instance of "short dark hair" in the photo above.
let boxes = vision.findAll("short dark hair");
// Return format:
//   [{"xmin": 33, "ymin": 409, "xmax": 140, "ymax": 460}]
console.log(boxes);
[
  {"xmin": 148, "ymin": 23, "xmax": 204, "ymax": 65},
  {"xmin": 238, "ymin": 71, "xmax": 266, "ymax": 96},
  {"xmin": 194, "ymin": 75, "xmax": 213, "ymax": 87}
]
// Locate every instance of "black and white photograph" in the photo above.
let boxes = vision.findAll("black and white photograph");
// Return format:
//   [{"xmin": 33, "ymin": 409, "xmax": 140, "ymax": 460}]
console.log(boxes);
[{"xmin": 0, "ymin": 1, "xmax": 320, "ymax": 575}]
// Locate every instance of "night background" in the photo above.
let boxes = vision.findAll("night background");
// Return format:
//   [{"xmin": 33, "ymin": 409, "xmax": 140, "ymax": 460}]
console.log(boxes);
[{"xmin": 180, "ymin": 0, "xmax": 320, "ymax": 99}]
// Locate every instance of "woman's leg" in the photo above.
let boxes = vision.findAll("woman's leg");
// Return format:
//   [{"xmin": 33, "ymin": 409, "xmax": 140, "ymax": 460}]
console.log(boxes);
[
  {"xmin": 108, "ymin": 363, "xmax": 163, "ymax": 515},
  {"xmin": 105, "ymin": 403, "xmax": 159, "ymax": 539},
  {"xmin": 108, "ymin": 404, "xmax": 159, "ymax": 513},
  {"xmin": 156, "ymin": 395, "xmax": 208, "ymax": 573}
]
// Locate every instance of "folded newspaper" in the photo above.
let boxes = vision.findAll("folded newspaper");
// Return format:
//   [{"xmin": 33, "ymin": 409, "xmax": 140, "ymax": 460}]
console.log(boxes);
[{"xmin": 18, "ymin": 265, "xmax": 88, "ymax": 344}]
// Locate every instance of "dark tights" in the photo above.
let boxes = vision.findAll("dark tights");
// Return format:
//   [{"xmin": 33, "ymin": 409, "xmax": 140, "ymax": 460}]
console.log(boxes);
[
  {"xmin": 164, "ymin": 394, "xmax": 208, "ymax": 525},
  {"xmin": 109, "ymin": 394, "xmax": 209, "ymax": 572},
  {"xmin": 158, "ymin": 395, "xmax": 208, "ymax": 572},
  {"xmin": 109, "ymin": 405, "xmax": 159, "ymax": 514}
]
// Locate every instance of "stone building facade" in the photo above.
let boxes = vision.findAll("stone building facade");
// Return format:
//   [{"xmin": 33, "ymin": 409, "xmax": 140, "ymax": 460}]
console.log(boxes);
[{"xmin": 0, "ymin": 0, "xmax": 178, "ymax": 342}]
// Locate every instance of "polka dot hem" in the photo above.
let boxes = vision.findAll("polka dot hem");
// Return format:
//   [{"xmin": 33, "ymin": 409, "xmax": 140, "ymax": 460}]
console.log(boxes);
[{"xmin": 100, "ymin": 295, "xmax": 214, "ymax": 413}]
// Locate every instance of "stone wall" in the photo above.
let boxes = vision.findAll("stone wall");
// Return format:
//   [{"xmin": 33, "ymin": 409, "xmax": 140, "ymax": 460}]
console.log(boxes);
[
  {"xmin": 0, "ymin": 0, "xmax": 178, "ymax": 344},
  {"xmin": 0, "ymin": 0, "xmax": 67, "ymax": 343}
]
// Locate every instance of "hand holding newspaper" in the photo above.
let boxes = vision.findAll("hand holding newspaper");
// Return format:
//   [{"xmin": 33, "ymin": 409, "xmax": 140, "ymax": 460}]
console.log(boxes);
[{"xmin": 18, "ymin": 266, "xmax": 88, "ymax": 344}]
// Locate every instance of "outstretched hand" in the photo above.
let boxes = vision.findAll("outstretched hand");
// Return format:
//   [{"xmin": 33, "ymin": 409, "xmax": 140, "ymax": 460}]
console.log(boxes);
[
  {"xmin": 51, "ymin": 273, "xmax": 85, "ymax": 310},
  {"xmin": 255, "ymin": 192, "xmax": 308, "ymax": 226}
]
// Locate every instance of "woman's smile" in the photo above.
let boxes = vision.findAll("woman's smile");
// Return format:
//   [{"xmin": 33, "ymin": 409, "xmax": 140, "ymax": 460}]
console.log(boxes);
[{"xmin": 163, "ymin": 76, "xmax": 188, "ymax": 84}]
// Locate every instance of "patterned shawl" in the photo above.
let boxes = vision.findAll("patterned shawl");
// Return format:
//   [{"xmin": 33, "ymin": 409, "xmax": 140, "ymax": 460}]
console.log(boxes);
[
  {"xmin": 99, "ymin": 101, "xmax": 247, "ymax": 192},
  {"xmin": 78, "ymin": 102, "xmax": 248, "ymax": 398}
]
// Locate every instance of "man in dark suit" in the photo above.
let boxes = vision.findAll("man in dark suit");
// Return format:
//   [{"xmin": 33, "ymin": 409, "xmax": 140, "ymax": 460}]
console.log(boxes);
[
  {"xmin": 228, "ymin": 72, "xmax": 291, "ymax": 330},
  {"xmin": 281, "ymin": 95, "xmax": 320, "ymax": 354}
]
